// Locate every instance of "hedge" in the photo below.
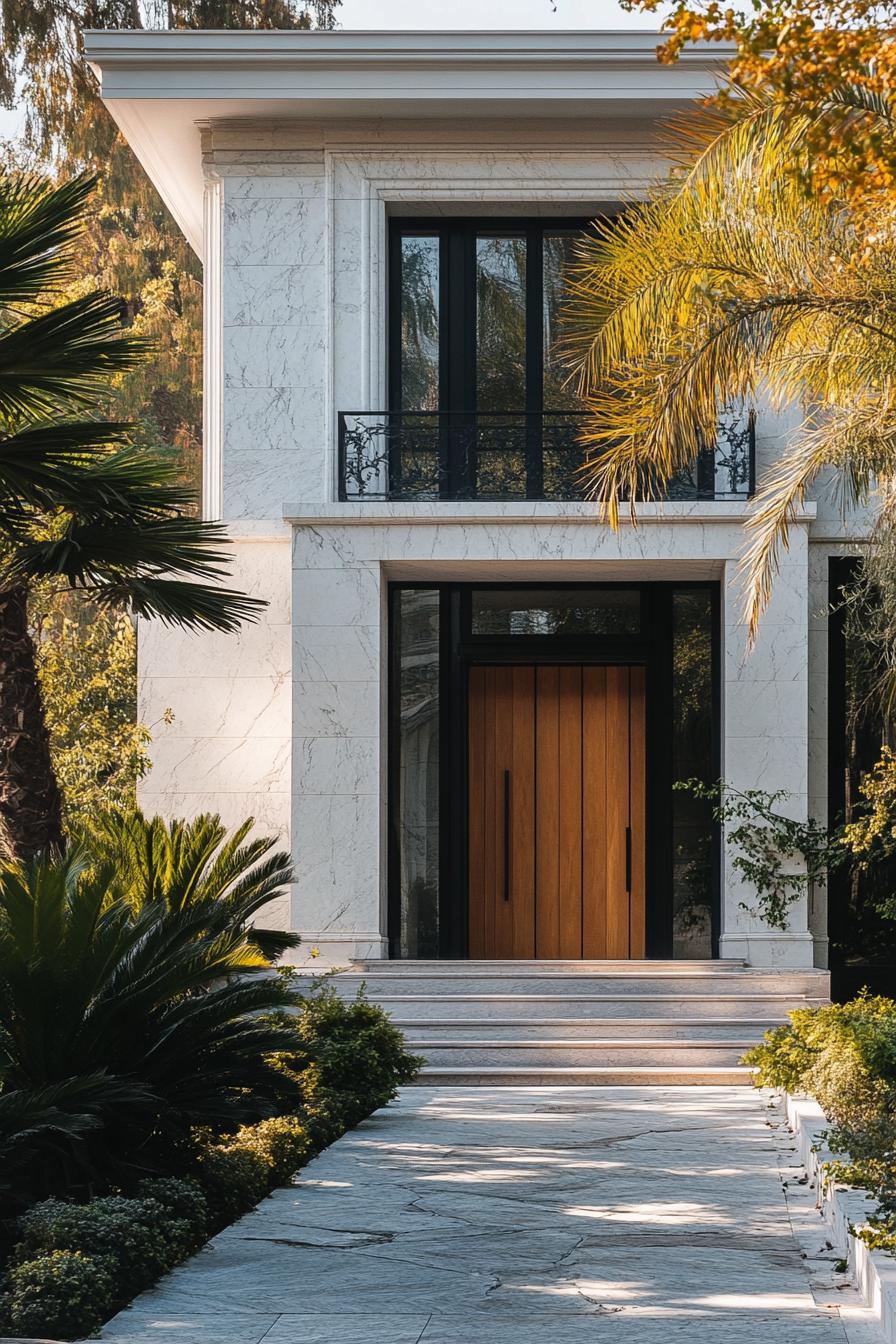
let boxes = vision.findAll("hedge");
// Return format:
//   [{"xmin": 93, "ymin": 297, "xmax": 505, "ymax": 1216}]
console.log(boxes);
[{"xmin": 746, "ymin": 993, "xmax": 896, "ymax": 1251}]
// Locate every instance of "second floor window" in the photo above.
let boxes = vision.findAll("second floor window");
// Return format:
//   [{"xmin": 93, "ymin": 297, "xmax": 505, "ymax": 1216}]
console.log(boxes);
[{"xmin": 391, "ymin": 217, "xmax": 591, "ymax": 415}]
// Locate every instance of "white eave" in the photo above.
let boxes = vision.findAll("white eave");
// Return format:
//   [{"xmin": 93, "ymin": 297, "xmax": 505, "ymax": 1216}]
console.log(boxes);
[{"xmin": 83, "ymin": 29, "xmax": 730, "ymax": 256}]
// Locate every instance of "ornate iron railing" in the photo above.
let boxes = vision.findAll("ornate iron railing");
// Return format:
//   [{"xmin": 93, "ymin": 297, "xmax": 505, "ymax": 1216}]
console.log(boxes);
[{"xmin": 337, "ymin": 409, "xmax": 756, "ymax": 503}]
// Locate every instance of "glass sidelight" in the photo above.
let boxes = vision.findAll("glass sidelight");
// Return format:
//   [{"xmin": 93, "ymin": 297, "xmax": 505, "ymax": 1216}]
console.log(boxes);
[{"xmin": 392, "ymin": 589, "xmax": 441, "ymax": 958}]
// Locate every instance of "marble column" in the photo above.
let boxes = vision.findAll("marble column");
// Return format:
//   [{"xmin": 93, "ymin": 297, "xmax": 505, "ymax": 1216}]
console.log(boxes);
[{"xmin": 719, "ymin": 526, "xmax": 814, "ymax": 966}]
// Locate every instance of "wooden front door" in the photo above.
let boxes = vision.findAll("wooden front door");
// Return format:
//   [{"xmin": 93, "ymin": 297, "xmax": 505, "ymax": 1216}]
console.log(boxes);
[{"xmin": 467, "ymin": 664, "xmax": 646, "ymax": 958}]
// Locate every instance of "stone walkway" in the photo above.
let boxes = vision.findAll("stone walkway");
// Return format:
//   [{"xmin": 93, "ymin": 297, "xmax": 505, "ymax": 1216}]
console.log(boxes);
[{"xmin": 100, "ymin": 1087, "xmax": 886, "ymax": 1344}]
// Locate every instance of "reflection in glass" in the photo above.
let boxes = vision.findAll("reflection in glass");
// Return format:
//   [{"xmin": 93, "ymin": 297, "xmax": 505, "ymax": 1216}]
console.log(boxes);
[
  {"xmin": 472, "ymin": 588, "xmax": 641, "ymax": 636},
  {"xmin": 476, "ymin": 235, "xmax": 527, "ymax": 412},
  {"xmin": 399, "ymin": 236, "xmax": 440, "ymax": 411},
  {"xmin": 396, "ymin": 589, "xmax": 440, "ymax": 957},
  {"xmin": 671, "ymin": 589, "xmax": 714, "ymax": 957},
  {"xmin": 829, "ymin": 562, "xmax": 896, "ymax": 991},
  {"xmin": 543, "ymin": 232, "xmax": 583, "ymax": 411}
]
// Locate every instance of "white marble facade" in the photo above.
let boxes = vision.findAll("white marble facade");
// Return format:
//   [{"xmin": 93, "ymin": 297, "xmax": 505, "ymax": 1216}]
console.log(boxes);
[{"xmin": 134, "ymin": 112, "xmax": 867, "ymax": 970}]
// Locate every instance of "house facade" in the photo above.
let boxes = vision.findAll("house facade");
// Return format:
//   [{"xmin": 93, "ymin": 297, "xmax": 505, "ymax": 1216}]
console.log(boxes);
[{"xmin": 86, "ymin": 31, "xmax": 862, "ymax": 976}]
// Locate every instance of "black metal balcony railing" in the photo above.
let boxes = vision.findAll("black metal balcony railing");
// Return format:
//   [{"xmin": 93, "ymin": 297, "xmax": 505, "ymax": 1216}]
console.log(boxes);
[{"xmin": 337, "ymin": 409, "xmax": 756, "ymax": 504}]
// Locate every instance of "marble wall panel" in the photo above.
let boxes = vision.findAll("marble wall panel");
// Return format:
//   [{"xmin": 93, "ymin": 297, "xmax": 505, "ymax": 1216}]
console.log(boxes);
[
  {"xmin": 290, "ymin": 556, "xmax": 384, "ymax": 955},
  {"xmin": 720, "ymin": 536, "xmax": 814, "ymax": 964},
  {"xmin": 138, "ymin": 537, "xmax": 294, "ymax": 932}
]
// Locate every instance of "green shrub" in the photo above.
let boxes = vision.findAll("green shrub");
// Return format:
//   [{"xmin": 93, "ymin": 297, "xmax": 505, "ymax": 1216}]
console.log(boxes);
[
  {"xmin": 195, "ymin": 1139, "xmax": 270, "ymax": 1227},
  {"xmin": 134, "ymin": 1175, "xmax": 208, "ymax": 1248},
  {"xmin": 195, "ymin": 1114, "xmax": 314, "ymax": 1226},
  {"xmin": 231, "ymin": 1114, "xmax": 314, "ymax": 1184},
  {"xmin": 16, "ymin": 1194, "xmax": 192, "ymax": 1293},
  {"xmin": 5, "ymin": 1249, "xmax": 117, "ymax": 1340},
  {"xmin": 747, "ymin": 994, "xmax": 896, "ymax": 1251},
  {"xmin": 745, "ymin": 995, "xmax": 896, "ymax": 1142},
  {"xmin": 276, "ymin": 983, "xmax": 422, "ymax": 1130}
]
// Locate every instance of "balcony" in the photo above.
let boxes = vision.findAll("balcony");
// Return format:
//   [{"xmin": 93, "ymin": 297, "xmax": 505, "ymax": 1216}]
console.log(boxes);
[{"xmin": 337, "ymin": 409, "xmax": 756, "ymax": 504}]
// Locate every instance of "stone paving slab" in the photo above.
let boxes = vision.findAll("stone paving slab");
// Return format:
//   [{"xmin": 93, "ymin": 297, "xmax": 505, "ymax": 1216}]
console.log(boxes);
[{"xmin": 97, "ymin": 1087, "xmax": 886, "ymax": 1344}]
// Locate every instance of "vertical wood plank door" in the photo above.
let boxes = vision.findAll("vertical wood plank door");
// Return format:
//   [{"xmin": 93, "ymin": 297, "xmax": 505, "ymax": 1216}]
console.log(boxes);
[{"xmin": 468, "ymin": 664, "xmax": 645, "ymax": 959}]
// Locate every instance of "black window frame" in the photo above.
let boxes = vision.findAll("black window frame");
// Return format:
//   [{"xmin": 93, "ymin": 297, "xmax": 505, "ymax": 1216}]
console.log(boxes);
[{"xmin": 389, "ymin": 215, "xmax": 598, "ymax": 417}]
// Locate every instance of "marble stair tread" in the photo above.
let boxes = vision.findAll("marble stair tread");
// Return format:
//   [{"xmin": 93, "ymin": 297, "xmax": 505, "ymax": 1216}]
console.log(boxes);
[
  {"xmin": 391, "ymin": 1017, "xmax": 787, "ymax": 1038},
  {"xmin": 359, "ymin": 993, "xmax": 828, "ymax": 1018},
  {"xmin": 414, "ymin": 1064, "xmax": 755, "ymax": 1085},
  {"xmin": 412, "ymin": 1044, "xmax": 756, "ymax": 1067},
  {"xmin": 328, "ymin": 974, "xmax": 828, "ymax": 997},
  {"xmin": 351, "ymin": 958, "xmax": 748, "ymax": 970}
]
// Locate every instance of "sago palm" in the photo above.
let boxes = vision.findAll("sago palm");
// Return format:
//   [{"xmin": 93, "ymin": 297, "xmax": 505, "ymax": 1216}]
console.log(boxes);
[
  {"xmin": 89, "ymin": 809, "xmax": 299, "ymax": 962},
  {"xmin": 562, "ymin": 85, "xmax": 896, "ymax": 635},
  {"xmin": 0, "ymin": 172, "xmax": 263, "ymax": 861},
  {"xmin": 0, "ymin": 849, "xmax": 299, "ymax": 1195}
]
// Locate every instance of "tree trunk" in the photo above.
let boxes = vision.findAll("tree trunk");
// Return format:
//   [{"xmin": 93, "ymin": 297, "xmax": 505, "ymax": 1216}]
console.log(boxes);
[{"xmin": 0, "ymin": 585, "xmax": 64, "ymax": 861}]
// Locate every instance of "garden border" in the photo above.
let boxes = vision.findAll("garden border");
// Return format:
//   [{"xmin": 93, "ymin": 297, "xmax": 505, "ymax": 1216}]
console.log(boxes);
[{"xmin": 785, "ymin": 1090, "xmax": 896, "ymax": 1342}]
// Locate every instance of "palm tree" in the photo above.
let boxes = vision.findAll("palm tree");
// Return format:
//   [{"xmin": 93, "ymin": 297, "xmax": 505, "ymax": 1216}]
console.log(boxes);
[
  {"xmin": 561, "ymin": 86, "xmax": 896, "ymax": 636},
  {"xmin": 0, "ymin": 171, "xmax": 263, "ymax": 861}
]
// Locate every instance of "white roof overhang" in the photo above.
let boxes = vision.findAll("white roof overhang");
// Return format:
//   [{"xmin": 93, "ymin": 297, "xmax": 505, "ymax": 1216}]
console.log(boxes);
[{"xmin": 84, "ymin": 29, "xmax": 728, "ymax": 257}]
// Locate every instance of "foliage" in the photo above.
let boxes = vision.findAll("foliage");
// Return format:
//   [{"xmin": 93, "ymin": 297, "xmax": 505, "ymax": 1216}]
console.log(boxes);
[
  {"xmin": 274, "ymin": 980, "xmax": 423, "ymax": 1131},
  {"xmin": 0, "ymin": 974, "xmax": 421, "ymax": 1338},
  {"xmin": 1, "ymin": 1248, "xmax": 118, "ymax": 1340},
  {"xmin": 16, "ymin": 1195, "xmax": 194, "ymax": 1288},
  {"xmin": 0, "ymin": 170, "xmax": 265, "ymax": 631},
  {"xmin": 31, "ymin": 590, "xmax": 151, "ymax": 831},
  {"xmin": 561, "ymin": 87, "xmax": 896, "ymax": 639},
  {"xmin": 746, "ymin": 994, "xmax": 896, "ymax": 1251},
  {"xmin": 674, "ymin": 778, "xmax": 845, "ymax": 929},
  {"xmin": 843, "ymin": 747, "xmax": 896, "ymax": 906},
  {"xmin": 88, "ymin": 809, "xmax": 299, "ymax": 962},
  {"xmin": 1, "ymin": 0, "xmax": 340, "ymax": 511},
  {"xmin": 626, "ymin": 0, "xmax": 896, "ymax": 204},
  {"xmin": 195, "ymin": 1115, "xmax": 313, "ymax": 1226},
  {"xmin": 0, "ymin": 844, "xmax": 300, "ymax": 1199},
  {"xmin": 0, "ymin": 1076, "xmax": 117, "ymax": 1209}
]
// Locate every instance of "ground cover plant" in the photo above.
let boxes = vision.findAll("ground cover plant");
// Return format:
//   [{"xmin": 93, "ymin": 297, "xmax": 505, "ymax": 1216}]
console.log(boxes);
[
  {"xmin": 747, "ymin": 995, "xmax": 896, "ymax": 1252},
  {"xmin": 0, "ymin": 811, "xmax": 421, "ymax": 1340}
]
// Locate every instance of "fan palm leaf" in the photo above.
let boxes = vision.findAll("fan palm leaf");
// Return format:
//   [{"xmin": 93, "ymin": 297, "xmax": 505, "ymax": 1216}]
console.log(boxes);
[{"xmin": 0, "ymin": 170, "xmax": 265, "ymax": 859}]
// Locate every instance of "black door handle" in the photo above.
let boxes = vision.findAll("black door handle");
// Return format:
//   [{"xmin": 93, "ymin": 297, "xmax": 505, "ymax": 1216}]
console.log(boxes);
[
  {"xmin": 625, "ymin": 825, "xmax": 632, "ymax": 894},
  {"xmin": 503, "ymin": 768, "xmax": 511, "ymax": 902}
]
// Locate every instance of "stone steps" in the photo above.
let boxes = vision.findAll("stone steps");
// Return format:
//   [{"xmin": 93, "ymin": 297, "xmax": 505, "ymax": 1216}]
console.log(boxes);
[
  {"xmin": 366, "ymin": 994, "xmax": 828, "ymax": 1020},
  {"xmin": 313, "ymin": 959, "xmax": 829, "ymax": 1086},
  {"xmin": 416, "ymin": 1065, "xmax": 755, "ymax": 1085},
  {"xmin": 410, "ymin": 1040, "xmax": 763, "ymax": 1067},
  {"xmin": 394, "ymin": 1017, "xmax": 783, "ymax": 1040}
]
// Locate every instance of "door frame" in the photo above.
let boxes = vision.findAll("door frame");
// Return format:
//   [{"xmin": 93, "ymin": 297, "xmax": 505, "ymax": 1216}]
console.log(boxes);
[{"xmin": 387, "ymin": 581, "xmax": 721, "ymax": 959}]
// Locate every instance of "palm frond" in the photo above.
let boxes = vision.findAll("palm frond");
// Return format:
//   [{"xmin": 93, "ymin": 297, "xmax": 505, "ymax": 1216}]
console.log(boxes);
[
  {"xmin": 0, "ymin": 292, "xmax": 148, "ymax": 419},
  {"xmin": 0, "ymin": 172, "xmax": 97, "ymax": 303}
]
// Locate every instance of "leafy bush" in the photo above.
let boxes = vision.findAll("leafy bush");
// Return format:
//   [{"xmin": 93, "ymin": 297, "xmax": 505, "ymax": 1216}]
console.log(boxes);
[
  {"xmin": 16, "ymin": 1193, "xmax": 195, "ymax": 1292},
  {"xmin": 134, "ymin": 1175, "xmax": 208, "ymax": 1242},
  {"xmin": 747, "ymin": 994, "xmax": 896, "ymax": 1250},
  {"xmin": 276, "ymin": 982, "xmax": 422, "ymax": 1131},
  {"xmin": 195, "ymin": 1114, "xmax": 313, "ymax": 1227},
  {"xmin": 3, "ymin": 1249, "xmax": 117, "ymax": 1340}
]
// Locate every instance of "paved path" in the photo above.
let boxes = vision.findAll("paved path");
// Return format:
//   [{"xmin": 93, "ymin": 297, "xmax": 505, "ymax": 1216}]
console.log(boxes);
[{"xmin": 100, "ymin": 1087, "xmax": 886, "ymax": 1344}]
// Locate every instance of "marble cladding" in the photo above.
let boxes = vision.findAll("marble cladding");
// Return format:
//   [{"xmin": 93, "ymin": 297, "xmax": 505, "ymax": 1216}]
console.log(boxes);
[
  {"xmin": 138, "ymin": 535, "xmax": 293, "ymax": 931},
  {"xmin": 138, "ymin": 132, "xmax": 876, "ymax": 964}
]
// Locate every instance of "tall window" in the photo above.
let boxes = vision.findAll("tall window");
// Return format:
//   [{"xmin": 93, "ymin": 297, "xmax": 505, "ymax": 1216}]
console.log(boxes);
[{"xmin": 390, "ymin": 218, "xmax": 593, "ymax": 414}]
